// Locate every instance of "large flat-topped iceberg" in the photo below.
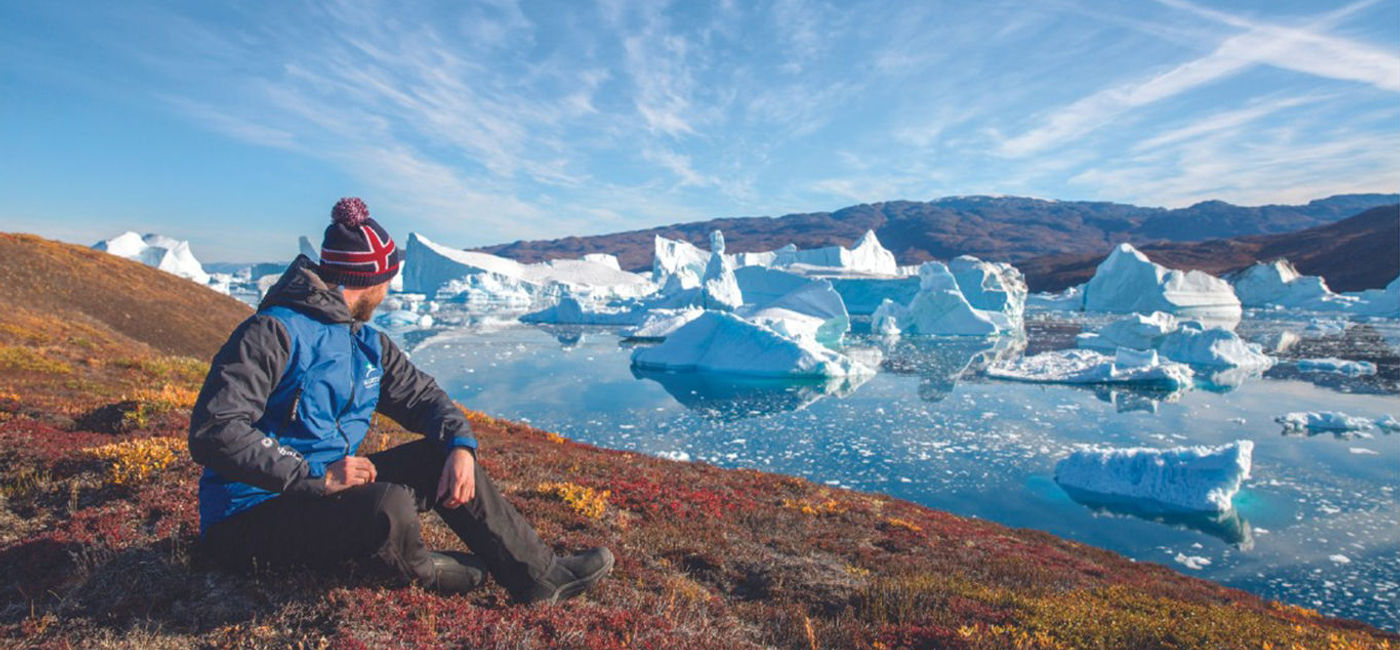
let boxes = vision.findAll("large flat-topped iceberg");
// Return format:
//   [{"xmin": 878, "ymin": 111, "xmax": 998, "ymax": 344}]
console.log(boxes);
[
  {"xmin": 93, "ymin": 232, "xmax": 211, "ymax": 284},
  {"xmin": 1345, "ymin": 276, "xmax": 1400, "ymax": 318},
  {"xmin": 987, "ymin": 348, "xmax": 1194, "ymax": 389},
  {"xmin": 871, "ymin": 259, "xmax": 1024, "ymax": 336},
  {"xmin": 404, "ymin": 232, "xmax": 654, "ymax": 303},
  {"xmin": 630, "ymin": 311, "xmax": 871, "ymax": 378},
  {"xmin": 1054, "ymin": 441, "xmax": 1253, "ymax": 513},
  {"xmin": 772, "ymin": 230, "xmax": 899, "ymax": 276},
  {"xmin": 1082, "ymin": 243, "xmax": 1241, "ymax": 320}
]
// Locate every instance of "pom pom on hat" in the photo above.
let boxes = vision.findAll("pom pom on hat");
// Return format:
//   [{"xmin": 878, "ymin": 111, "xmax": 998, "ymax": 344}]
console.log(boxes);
[{"xmin": 331, "ymin": 197, "xmax": 370, "ymax": 226}]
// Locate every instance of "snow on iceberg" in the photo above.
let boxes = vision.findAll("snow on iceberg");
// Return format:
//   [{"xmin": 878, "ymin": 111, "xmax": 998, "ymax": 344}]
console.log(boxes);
[
  {"xmin": 948, "ymin": 256, "xmax": 1027, "ymax": 330},
  {"xmin": 1293, "ymin": 358, "xmax": 1377, "ymax": 376},
  {"xmin": 740, "ymin": 279, "xmax": 851, "ymax": 346},
  {"xmin": 652, "ymin": 235, "xmax": 713, "ymax": 285},
  {"xmin": 1054, "ymin": 440, "xmax": 1253, "ymax": 513},
  {"xmin": 1082, "ymin": 243, "xmax": 1241, "ymax": 322},
  {"xmin": 1077, "ymin": 312, "xmax": 1179, "ymax": 352},
  {"xmin": 1156, "ymin": 321, "xmax": 1274, "ymax": 369},
  {"xmin": 403, "ymin": 232, "xmax": 654, "ymax": 304},
  {"xmin": 1276, "ymin": 411, "xmax": 1377, "ymax": 433},
  {"xmin": 872, "ymin": 260, "xmax": 1022, "ymax": 336},
  {"xmin": 629, "ymin": 311, "xmax": 872, "ymax": 378},
  {"xmin": 93, "ymin": 232, "xmax": 211, "ymax": 284},
  {"xmin": 773, "ymin": 230, "xmax": 899, "ymax": 276},
  {"xmin": 986, "ymin": 347, "xmax": 1194, "ymax": 389}
]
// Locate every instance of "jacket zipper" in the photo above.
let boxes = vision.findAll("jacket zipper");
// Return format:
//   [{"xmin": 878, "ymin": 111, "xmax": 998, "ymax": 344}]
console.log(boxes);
[{"xmin": 336, "ymin": 324, "xmax": 356, "ymax": 456}]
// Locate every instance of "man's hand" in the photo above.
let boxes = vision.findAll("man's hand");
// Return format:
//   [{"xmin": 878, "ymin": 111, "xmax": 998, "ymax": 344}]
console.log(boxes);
[
  {"xmin": 325, "ymin": 456, "xmax": 377, "ymax": 494},
  {"xmin": 436, "ymin": 448, "xmax": 476, "ymax": 509}
]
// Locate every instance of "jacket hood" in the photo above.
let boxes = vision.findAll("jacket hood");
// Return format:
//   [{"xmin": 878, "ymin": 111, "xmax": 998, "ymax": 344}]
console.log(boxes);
[{"xmin": 258, "ymin": 254, "xmax": 355, "ymax": 325}]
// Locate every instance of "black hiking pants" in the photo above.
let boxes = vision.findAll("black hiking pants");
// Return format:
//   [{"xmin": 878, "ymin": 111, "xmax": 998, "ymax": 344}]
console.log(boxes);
[{"xmin": 199, "ymin": 439, "xmax": 556, "ymax": 600}]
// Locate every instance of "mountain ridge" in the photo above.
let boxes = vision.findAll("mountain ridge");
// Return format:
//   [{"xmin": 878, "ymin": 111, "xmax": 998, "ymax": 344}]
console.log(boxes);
[{"xmin": 472, "ymin": 193, "xmax": 1398, "ymax": 273}]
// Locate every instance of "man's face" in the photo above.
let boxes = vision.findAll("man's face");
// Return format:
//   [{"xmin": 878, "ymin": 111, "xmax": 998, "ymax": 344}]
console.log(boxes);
[{"xmin": 348, "ymin": 282, "xmax": 389, "ymax": 322}]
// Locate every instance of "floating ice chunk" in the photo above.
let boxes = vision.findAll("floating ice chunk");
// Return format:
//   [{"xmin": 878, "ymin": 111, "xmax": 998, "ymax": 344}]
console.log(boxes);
[
  {"xmin": 1229, "ymin": 259, "xmax": 1359, "ymax": 311},
  {"xmin": 1157, "ymin": 322, "xmax": 1274, "ymax": 369},
  {"xmin": 1276, "ymin": 411, "xmax": 1375, "ymax": 433},
  {"xmin": 656, "ymin": 450, "xmax": 692, "ymax": 462},
  {"xmin": 1082, "ymin": 243, "xmax": 1241, "ymax": 321},
  {"xmin": 620, "ymin": 308, "xmax": 705, "ymax": 341},
  {"xmin": 1174, "ymin": 553, "xmax": 1212, "ymax": 570},
  {"xmin": 629, "ymin": 311, "xmax": 872, "ymax": 378},
  {"xmin": 1294, "ymin": 358, "xmax": 1378, "ymax": 376},
  {"xmin": 1329, "ymin": 554, "xmax": 1351, "ymax": 564},
  {"xmin": 376, "ymin": 309, "xmax": 434, "ymax": 328},
  {"xmin": 1077, "ymin": 312, "xmax": 1179, "ymax": 352},
  {"xmin": 987, "ymin": 348, "xmax": 1194, "ymax": 389},
  {"xmin": 1054, "ymin": 440, "xmax": 1253, "ymax": 513},
  {"xmin": 1376, "ymin": 415, "xmax": 1400, "ymax": 431},
  {"xmin": 93, "ymin": 232, "xmax": 211, "ymax": 284}
]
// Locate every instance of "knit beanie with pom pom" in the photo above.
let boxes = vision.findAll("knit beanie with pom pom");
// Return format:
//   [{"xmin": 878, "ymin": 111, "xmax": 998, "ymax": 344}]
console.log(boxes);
[{"xmin": 316, "ymin": 197, "xmax": 402, "ymax": 288}]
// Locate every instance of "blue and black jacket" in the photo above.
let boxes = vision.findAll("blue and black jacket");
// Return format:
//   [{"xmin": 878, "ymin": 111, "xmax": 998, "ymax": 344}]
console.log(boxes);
[{"xmin": 189, "ymin": 255, "xmax": 477, "ymax": 534}]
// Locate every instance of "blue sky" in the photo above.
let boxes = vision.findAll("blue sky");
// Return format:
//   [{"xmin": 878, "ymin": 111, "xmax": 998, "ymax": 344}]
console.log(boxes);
[{"xmin": 2, "ymin": 0, "xmax": 1396, "ymax": 262}]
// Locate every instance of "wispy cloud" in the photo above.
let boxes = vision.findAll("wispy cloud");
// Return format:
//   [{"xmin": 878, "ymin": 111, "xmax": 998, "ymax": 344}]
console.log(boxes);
[{"xmin": 998, "ymin": 0, "xmax": 1399, "ymax": 157}]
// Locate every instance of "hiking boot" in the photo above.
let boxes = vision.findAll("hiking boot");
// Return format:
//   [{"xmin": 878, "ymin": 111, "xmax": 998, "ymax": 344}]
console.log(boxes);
[
  {"xmin": 519, "ymin": 547, "xmax": 614, "ymax": 604},
  {"xmin": 427, "ymin": 551, "xmax": 488, "ymax": 594}
]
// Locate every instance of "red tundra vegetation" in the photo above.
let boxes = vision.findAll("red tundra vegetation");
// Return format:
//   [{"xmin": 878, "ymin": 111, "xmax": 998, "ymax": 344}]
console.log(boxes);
[{"xmin": 0, "ymin": 233, "xmax": 1395, "ymax": 648}]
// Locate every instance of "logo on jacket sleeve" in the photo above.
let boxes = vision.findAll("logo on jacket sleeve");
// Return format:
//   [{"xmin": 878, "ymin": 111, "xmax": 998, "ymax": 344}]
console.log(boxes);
[{"xmin": 363, "ymin": 361, "xmax": 381, "ymax": 390}]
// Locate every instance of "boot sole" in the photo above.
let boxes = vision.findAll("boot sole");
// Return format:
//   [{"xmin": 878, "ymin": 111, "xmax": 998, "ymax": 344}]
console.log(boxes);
[{"xmin": 543, "ymin": 550, "xmax": 615, "ymax": 604}]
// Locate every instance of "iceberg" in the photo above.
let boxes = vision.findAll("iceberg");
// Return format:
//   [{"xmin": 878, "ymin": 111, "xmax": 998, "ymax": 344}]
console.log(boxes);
[
  {"xmin": 772, "ymin": 230, "xmax": 899, "ymax": 276},
  {"xmin": 652, "ymin": 235, "xmax": 713, "ymax": 284},
  {"xmin": 823, "ymin": 276, "xmax": 922, "ymax": 315},
  {"xmin": 632, "ymin": 368, "xmax": 871, "ymax": 421},
  {"xmin": 737, "ymin": 277, "xmax": 850, "ymax": 346},
  {"xmin": 1054, "ymin": 440, "xmax": 1253, "ymax": 513},
  {"xmin": 403, "ymin": 232, "xmax": 654, "ymax": 304},
  {"xmin": 698, "ymin": 231, "xmax": 743, "ymax": 310},
  {"xmin": 1344, "ymin": 276, "xmax": 1400, "ymax": 318},
  {"xmin": 1156, "ymin": 322, "xmax": 1275, "ymax": 369},
  {"xmin": 1229, "ymin": 259, "xmax": 1358, "ymax": 311},
  {"xmin": 1276, "ymin": 411, "xmax": 1376, "ymax": 433},
  {"xmin": 872, "ymin": 259, "xmax": 1027, "ymax": 336},
  {"xmin": 948, "ymin": 256, "xmax": 1027, "ymax": 330},
  {"xmin": 1376, "ymin": 415, "xmax": 1400, "ymax": 432},
  {"xmin": 1077, "ymin": 312, "xmax": 1179, "ymax": 352},
  {"xmin": 1082, "ymin": 243, "xmax": 1241, "ymax": 322},
  {"xmin": 986, "ymin": 347, "xmax": 1194, "ymax": 389},
  {"xmin": 93, "ymin": 232, "xmax": 211, "ymax": 284},
  {"xmin": 1293, "ymin": 358, "xmax": 1378, "ymax": 376},
  {"xmin": 581, "ymin": 253, "xmax": 622, "ymax": 270},
  {"xmin": 629, "ymin": 311, "xmax": 872, "ymax": 378}
]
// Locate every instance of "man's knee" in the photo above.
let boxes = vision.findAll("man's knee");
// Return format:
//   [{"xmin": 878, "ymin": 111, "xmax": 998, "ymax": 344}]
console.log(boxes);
[{"xmin": 368, "ymin": 482, "xmax": 420, "ymax": 523}]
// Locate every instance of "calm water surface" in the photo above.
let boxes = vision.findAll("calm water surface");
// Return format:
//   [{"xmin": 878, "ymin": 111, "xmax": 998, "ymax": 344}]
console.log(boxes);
[{"xmin": 395, "ymin": 311, "xmax": 1400, "ymax": 630}]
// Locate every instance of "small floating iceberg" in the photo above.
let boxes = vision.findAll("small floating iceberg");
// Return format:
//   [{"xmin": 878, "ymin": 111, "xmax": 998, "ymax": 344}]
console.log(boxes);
[
  {"xmin": 1276, "ymin": 411, "xmax": 1379, "ymax": 433},
  {"xmin": 986, "ymin": 348, "xmax": 1194, "ymax": 389},
  {"xmin": 1077, "ymin": 312, "xmax": 1179, "ymax": 352},
  {"xmin": 1054, "ymin": 440, "xmax": 1253, "ymax": 513},
  {"xmin": 629, "ymin": 311, "xmax": 872, "ymax": 378},
  {"xmin": 1157, "ymin": 322, "xmax": 1274, "ymax": 370}
]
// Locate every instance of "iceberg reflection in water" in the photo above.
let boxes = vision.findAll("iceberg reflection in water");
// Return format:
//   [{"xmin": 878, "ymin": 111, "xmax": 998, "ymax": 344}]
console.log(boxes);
[
  {"xmin": 877, "ymin": 336, "xmax": 1025, "ymax": 402},
  {"xmin": 631, "ymin": 367, "xmax": 870, "ymax": 421},
  {"xmin": 1058, "ymin": 484, "xmax": 1254, "ymax": 549}
]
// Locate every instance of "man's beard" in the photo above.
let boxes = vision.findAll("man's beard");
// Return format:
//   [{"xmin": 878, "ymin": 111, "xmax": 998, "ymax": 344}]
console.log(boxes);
[{"xmin": 350, "ymin": 294, "xmax": 382, "ymax": 322}]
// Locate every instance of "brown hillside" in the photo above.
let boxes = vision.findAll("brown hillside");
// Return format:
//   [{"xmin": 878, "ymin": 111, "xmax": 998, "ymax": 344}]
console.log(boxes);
[
  {"xmin": 0, "ymin": 233, "xmax": 252, "ymax": 359},
  {"xmin": 1020, "ymin": 205, "xmax": 1400, "ymax": 293}
]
